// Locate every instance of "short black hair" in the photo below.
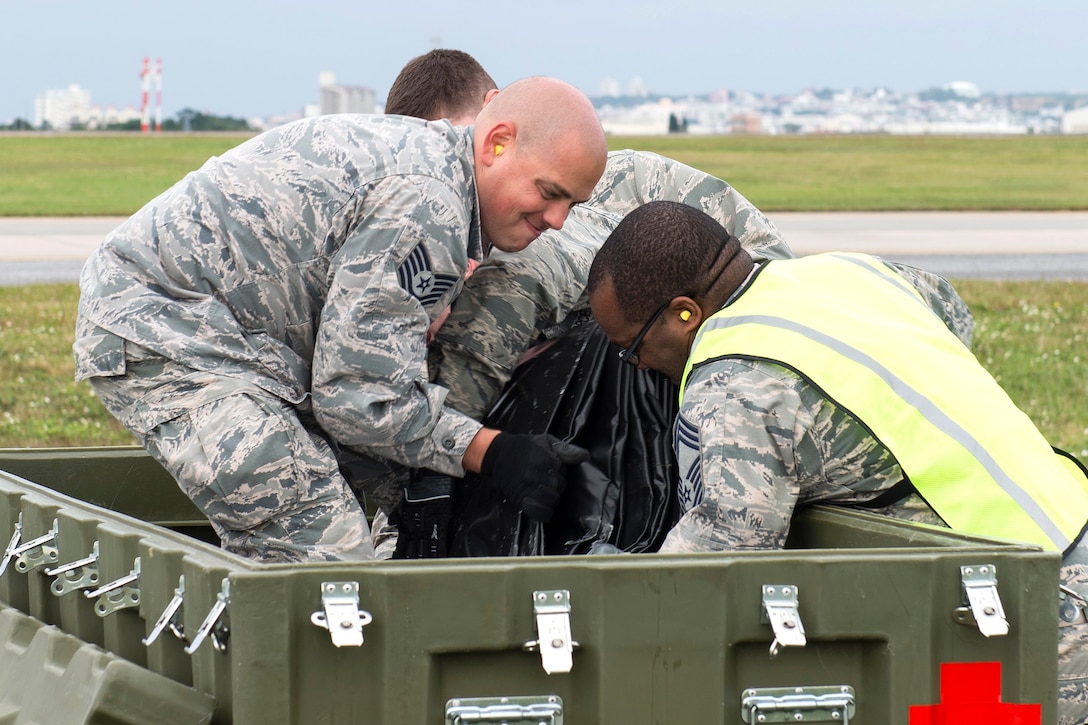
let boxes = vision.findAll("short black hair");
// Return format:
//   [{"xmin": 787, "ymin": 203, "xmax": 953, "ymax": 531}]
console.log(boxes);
[
  {"xmin": 385, "ymin": 49, "xmax": 497, "ymax": 121},
  {"xmin": 589, "ymin": 201, "xmax": 732, "ymax": 323}
]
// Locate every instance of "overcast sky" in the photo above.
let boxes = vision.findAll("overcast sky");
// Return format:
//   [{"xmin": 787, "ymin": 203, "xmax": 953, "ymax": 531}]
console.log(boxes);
[{"xmin": 1, "ymin": 0, "xmax": 1084, "ymax": 124}]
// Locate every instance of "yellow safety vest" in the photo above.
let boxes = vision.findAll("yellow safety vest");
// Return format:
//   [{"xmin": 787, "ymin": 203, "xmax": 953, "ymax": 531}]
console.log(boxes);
[{"xmin": 679, "ymin": 253, "xmax": 1088, "ymax": 553}]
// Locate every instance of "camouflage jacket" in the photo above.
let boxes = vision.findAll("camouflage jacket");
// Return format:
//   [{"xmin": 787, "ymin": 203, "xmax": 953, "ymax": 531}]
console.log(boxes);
[
  {"xmin": 430, "ymin": 149, "xmax": 795, "ymax": 419},
  {"xmin": 661, "ymin": 259, "xmax": 977, "ymax": 554},
  {"xmin": 75, "ymin": 115, "xmax": 484, "ymax": 475}
]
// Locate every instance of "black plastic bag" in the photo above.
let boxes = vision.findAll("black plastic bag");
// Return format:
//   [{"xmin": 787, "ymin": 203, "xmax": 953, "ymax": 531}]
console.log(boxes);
[{"xmin": 448, "ymin": 321, "xmax": 682, "ymax": 556}]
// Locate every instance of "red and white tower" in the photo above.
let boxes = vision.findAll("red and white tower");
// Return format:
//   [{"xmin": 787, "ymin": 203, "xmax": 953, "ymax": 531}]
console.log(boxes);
[
  {"xmin": 154, "ymin": 58, "xmax": 163, "ymax": 132},
  {"xmin": 140, "ymin": 57, "xmax": 151, "ymax": 133}
]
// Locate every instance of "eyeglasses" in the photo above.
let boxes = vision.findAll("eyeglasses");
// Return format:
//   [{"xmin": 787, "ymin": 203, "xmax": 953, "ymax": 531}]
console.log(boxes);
[
  {"xmin": 617, "ymin": 299, "xmax": 671, "ymax": 368},
  {"xmin": 616, "ymin": 237, "xmax": 736, "ymax": 368}
]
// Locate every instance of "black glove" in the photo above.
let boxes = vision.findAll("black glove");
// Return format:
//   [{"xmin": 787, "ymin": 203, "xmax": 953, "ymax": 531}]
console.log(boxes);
[
  {"xmin": 391, "ymin": 470, "xmax": 453, "ymax": 559},
  {"xmin": 479, "ymin": 433, "xmax": 590, "ymax": 523}
]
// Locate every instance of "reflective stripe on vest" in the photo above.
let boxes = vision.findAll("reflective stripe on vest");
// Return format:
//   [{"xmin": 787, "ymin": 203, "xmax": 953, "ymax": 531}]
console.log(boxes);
[{"xmin": 680, "ymin": 252, "xmax": 1088, "ymax": 553}]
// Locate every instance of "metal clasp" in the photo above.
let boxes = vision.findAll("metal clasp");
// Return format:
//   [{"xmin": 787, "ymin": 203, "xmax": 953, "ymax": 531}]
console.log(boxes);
[
  {"xmin": 84, "ymin": 557, "xmax": 140, "ymax": 617},
  {"xmin": 762, "ymin": 584, "xmax": 807, "ymax": 656},
  {"xmin": 185, "ymin": 578, "xmax": 231, "ymax": 655},
  {"xmin": 45, "ymin": 541, "xmax": 100, "ymax": 596},
  {"xmin": 523, "ymin": 589, "xmax": 577, "ymax": 674},
  {"xmin": 953, "ymin": 564, "xmax": 1009, "ymax": 637},
  {"xmin": 741, "ymin": 685, "xmax": 856, "ymax": 723},
  {"xmin": 11, "ymin": 518, "xmax": 59, "ymax": 575},
  {"xmin": 0, "ymin": 514, "xmax": 23, "ymax": 578},
  {"xmin": 310, "ymin": 581, "xmax": 373, "ymax": 648},
  {"xmin": 143, "ymin": 575, "xmax": 187, "ymax": 646}
]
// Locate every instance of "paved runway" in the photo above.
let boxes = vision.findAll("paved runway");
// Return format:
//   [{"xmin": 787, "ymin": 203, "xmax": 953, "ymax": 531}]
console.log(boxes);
[{"xmin": 1, "ymin": 212, "xmax": 1086, "ymax": 285}]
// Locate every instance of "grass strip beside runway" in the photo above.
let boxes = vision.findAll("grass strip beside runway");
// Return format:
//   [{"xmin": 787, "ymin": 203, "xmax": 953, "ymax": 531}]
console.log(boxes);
[
  {"xmin": 1, "ymin": 133, "xmax": 1087, "ymax": 215},
  {"xmin": 0, "ymin": 280, "xmax": 1085, "ymax": 457}
]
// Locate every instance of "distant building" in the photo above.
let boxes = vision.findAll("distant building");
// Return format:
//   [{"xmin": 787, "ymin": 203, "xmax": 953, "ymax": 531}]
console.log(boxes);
[
  {"xmin": 318, "ymin": 72, "xmax": 376, "ymax": 115},
  {"xmin": 944, "ymin": 81, "xmax": 982, "ymax": 99},
  {"xmin": 1063, "ymin": 106, "xmax": 1088, "ymax": 134},
  {"xmin": 32, "ymin": 85, "xmax": 140, "ymax": 130},
  {"xmin": 34, "ymin": 84, "xmax": 92, "ymax": 129},
  {"xmin": 627, "ymin": 76, "xmax": 648, "ymax": 97},
  {"xmin": 598, "ymin": 76, "xmax": 621, "ymax": 98},
  {"xmin": 729, "ymin": 113, "xmax": 763, "ymax": 135},
  {"xmin": 97, "ymin": 104, "xmax": 141, "ymax": 128}
]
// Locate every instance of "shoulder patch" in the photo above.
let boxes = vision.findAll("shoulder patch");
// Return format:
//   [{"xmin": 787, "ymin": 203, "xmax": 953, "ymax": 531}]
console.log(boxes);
[
  {"xmin": 397, "ymin": 244, "xmax": 458, "ymax": 309},
  {"xmin": 674, "ymin": 413, "xmax": 703, "ymax": 511}
]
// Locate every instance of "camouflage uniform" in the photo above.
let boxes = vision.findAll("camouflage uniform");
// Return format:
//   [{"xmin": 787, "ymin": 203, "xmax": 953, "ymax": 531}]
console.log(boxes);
[
  {"xmin": 75, "ymin": 115, "xmax": 485, "ymax": 563},
  {"xmin": 430, "ymin": 150, "xmax": 794, "ymax": 420},
  {"xmin": 664, "ymin": 261, "xmax": 1086, "ymax": 723},
  {"xmin": 373, "ymin": 151, "xmax": 796, "ymax": 559},
  {"xmin": 431, "ymin": 149, "xmax": 974, "ymax": 421}
]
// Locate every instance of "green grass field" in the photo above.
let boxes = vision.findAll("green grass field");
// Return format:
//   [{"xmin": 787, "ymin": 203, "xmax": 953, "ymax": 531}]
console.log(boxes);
[
  {"xmin": 2, "ymin": 280, "xmax": 1085, "ymax": 457},
  {"xmin": 0, "ymin": 132, "xmax": 1085, "ymax": 457},
  {"xmin": 0, "ymin": 133, "xmax": 252, "ymax": 216},
  {"xmin": 2, "ymin": 133, "xmax": 1088, "ymax": 214}
]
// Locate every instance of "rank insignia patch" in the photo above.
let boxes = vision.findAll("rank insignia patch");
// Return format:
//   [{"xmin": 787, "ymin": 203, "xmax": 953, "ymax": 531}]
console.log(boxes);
[
  {"xmin": 674, "ymin": 413, "xmax": 703, "ymax": 510},
  {"xmin": 397, "ymin": 244, "xmax": 458, "ymax": 309}
]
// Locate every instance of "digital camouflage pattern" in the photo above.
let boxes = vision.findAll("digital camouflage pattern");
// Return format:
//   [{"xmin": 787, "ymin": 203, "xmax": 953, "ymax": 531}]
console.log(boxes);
[
  {"xmin": 430, "ymin": 148, "xmax": 976, "ymax": 421},
  {"xmin": 75, "ymin": 114, "xmax": 488, "ymax": 561},
  {"xmin": 88, "ymin": 345, "xmax": 374, "ymax": 562},
  {"xmin": 664, "ymin": 262, "xmax": 1086, "ymax": 723},
  {"xmin": 430, "ymin": 149, "xmax": 795, "ymax": 420},
  {"xmin": 1059, "ymin": 544, "xmax": 1088, "ymax": 725},
  {"xmin": 878, "ymin": 262, "xmax": 975, "ymax": 348}
]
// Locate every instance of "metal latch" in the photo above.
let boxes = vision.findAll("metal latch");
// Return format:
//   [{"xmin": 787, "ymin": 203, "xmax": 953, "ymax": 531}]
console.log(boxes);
[
  {"xmin": 11, "ymin": 518, "xmax": 59, "ymax": 575},
  {"xmin": 446, "ymin": 695, "xmax": 563, "ymax": 724},
  {"xmin": 523, "ymin": 590, "xmax": 577, "ymax": 674},
  {"xmin": 953, "ymin": 564, "xmax": 1009, "ymax": 637},
  {"xmin": 310, "ymin": 581, "xmax": 373, "ymax": 647},
  {"xmin": 143, "ymin": 575, "xmax": 187, "ymax": 646},
  {"xmin": 0, "ymin": 514, "xmax": 24, "ymax": 578},
  {"xmin": 185, "ymin": 578, "xmax": 231, "ymax": 655},
  {"xmin": 741, "ymin": 686, "xmax": 856, "ymax": 723},
  {"xmin": 84, "ymin": 556, "xmax": 140, "ymax": 617},
  {"xmin": 762, "ymin": 584, "xmax": 807, "ymax": 655},
  {"xmin": 45, "ymin": 541, "xmax": 100, "ymax": 596}
]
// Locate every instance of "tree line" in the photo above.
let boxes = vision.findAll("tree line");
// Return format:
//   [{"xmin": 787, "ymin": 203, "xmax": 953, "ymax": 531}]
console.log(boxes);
[{"xmin": 0, "ymin": 109, "xmax": 254, "ymax": 132}]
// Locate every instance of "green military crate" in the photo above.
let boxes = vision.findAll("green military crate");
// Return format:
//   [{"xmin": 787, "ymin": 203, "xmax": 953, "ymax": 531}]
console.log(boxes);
[{"xmin": 0, "ymin": 447, "xmax": 1061, "ymax": 724}]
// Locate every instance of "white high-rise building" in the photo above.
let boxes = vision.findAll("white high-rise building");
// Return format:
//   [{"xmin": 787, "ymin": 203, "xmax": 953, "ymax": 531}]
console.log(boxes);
[
  {"xmin": 33, "ymin": 84, "xmax": 93, "ymax": 129},
  {"xmin": 318, "ymin": 72, "xmax": 376, "ymax": 115}
]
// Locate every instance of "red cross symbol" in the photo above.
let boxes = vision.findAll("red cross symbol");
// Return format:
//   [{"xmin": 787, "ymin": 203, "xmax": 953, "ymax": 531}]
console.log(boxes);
[{"xmin": 909, "ymin": 661, "xmax": 1041, "ymax": 724}]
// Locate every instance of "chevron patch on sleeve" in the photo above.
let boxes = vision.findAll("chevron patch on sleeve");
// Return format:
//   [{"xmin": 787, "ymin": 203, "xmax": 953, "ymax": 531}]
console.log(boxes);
[
  {"xmin": 674, "ymin": 413, "xmax": 704, "ymax": 510},
  {"xmin": 397, "ymin": 244, "xmax": 459, "ymax": 310}
]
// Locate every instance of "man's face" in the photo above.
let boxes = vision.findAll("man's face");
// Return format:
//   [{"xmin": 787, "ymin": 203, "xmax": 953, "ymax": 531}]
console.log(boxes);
[
  {"xmin": 590, "ymin": 278, "xmax": 692, "ymax": 384},
  {"xmin": 477, "ymin": 132, "xmax": 603, "ymax": 252}
]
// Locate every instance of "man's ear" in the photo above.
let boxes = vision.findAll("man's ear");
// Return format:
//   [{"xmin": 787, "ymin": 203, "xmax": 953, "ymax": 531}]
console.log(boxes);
[
  {"xmin": 670, "ymin": 297, "xmax": 703, "ymax": 332},
  {"xmin": 482, "ymin": 122, "xmax": 515, "ymax": 165},
  {"xmin": 481, "ymin": 88, "xmax": 500, "ymax": 107}
]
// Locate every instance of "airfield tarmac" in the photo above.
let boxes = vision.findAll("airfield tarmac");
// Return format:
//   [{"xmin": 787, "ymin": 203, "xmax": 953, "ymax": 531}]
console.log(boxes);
[{"xmin": 1, "ymin": 211, "xmax": 1087, "ymax": 285}]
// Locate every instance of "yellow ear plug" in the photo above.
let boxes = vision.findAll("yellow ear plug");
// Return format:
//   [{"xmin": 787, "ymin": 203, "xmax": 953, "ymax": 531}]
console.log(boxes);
[
  {"xmin": 494, "ymin": 144, "xmax": 504, "ymax": 156},
  {"xmin": 679, "ymin": 310, "xmax": 691, "ymax": 321}
]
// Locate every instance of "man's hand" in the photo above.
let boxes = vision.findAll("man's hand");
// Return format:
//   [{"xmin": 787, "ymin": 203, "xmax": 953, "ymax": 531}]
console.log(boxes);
[{"xmin": 479, "ymin": 433, "xmax": 590, "ymax": 522}]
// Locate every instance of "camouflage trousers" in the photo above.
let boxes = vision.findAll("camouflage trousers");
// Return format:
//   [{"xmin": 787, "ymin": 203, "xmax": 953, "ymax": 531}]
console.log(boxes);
[
  {"xmin": 1058, "ymin": 540, "xmax": 1088, "ymax": 725},
  {"xmin": 88, "ymin": 344, "xmax": 374, "ymax": 563}
]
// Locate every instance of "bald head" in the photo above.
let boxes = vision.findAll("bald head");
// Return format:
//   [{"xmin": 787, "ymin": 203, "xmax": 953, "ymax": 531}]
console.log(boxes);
[
  {"xmin": 476, "ymin": 76, "xmax": 607, "ymax": 158},
  {"xmin": 472, "ymin": 76, "xmax": 608, "ymax": 252}
]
